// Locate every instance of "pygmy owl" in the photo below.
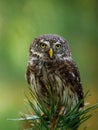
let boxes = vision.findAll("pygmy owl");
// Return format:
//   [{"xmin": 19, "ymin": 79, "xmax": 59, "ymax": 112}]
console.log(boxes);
[{"xmin": 26, "ymin": 34, "xmax": 83, "ymax": 113}]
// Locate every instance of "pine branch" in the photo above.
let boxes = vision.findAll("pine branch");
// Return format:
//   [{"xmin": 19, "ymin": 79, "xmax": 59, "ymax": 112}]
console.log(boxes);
[
  {"xmin": 9, "ymin": 91, "xmax": 98, "ymax": 130},
  {"xmin": 19, "ymin": 91, "xmax": 98, "ymax": 130}
]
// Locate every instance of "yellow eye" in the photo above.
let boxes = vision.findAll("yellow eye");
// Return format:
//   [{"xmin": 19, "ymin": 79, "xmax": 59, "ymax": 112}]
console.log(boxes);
[
  {"xmin": 40, "ymin": 43, "xmax": 47, "ymax": 49},
  {"xmin": 56, "ymin": 44, "xmax": 61, "ymax": 50}
]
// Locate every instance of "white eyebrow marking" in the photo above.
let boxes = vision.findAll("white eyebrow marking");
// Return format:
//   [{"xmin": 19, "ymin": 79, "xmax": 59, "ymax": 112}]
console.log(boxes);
[
  {"xmin": 40, "ymin": 39, "xmax": 50, "ymax": 44},
  {"xmin": 55, "ymin": 41, "xmax": 61, "ymax": 44},
  {"xmin": 40, "ymin": 39, "xmax": 44, "ymax": 42}
]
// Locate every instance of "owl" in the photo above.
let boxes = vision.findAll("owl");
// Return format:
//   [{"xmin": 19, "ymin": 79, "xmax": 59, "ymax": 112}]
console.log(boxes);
[{"xmin": 26, "ymin": 34, "xmax": 84, "ymax": 114}]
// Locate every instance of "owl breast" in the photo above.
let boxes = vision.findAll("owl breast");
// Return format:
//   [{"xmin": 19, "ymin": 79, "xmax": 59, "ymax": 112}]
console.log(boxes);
[{"xmin": 29, "ymin": 63, "xmax": 79, "ymax": 112}]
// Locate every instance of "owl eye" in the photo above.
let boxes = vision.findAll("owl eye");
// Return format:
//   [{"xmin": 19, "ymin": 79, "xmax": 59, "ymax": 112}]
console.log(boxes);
[
  {"xmin": 40, "ymin": 43, "xmax": 47, "ymax": 49},
  {"xmin": 55, "ymin": 44, "xmax": 61, "ymax": 50}
]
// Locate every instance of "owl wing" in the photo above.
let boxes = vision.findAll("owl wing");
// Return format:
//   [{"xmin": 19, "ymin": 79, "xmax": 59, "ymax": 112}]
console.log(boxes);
[
  {"xmin": 58, "ymin": 59, "xmax": 84, "ymax": 107},
  {"xmin": 69, "ymin": 61, "xmax": 84, "ymax": 107}
]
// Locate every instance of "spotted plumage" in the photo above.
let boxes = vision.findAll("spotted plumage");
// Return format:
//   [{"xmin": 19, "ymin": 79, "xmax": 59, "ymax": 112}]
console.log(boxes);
[{"xmin": 26, "ymin": 34, "xmax": 84, "ymax": 113}]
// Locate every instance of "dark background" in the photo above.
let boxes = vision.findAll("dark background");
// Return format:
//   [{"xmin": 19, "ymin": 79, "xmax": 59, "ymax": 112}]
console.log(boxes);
[{"xmin": 0, "ymin": 0, "xmax": 98, "ymax": 129}]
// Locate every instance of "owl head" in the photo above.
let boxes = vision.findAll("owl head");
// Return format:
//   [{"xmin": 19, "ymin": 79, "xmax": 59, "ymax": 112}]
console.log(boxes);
[{"xmin": 29, "ymin": 34, "xmax": 71, "ymax": 63}]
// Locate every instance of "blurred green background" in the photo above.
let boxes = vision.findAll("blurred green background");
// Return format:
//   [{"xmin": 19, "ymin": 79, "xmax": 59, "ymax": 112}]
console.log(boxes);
[{"xmin": 0, "ymin": 0, "xmax": 98, "ymax": 129}]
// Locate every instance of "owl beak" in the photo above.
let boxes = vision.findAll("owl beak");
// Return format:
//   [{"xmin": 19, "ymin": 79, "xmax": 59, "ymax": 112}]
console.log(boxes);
[{"xmin": 49, "ymin": 48, "xmax": 53, "ymax": 59}]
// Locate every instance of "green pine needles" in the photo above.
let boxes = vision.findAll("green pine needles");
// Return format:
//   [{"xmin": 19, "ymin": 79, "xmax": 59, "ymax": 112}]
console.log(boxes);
[{"xmin": 18, "ymin": 91, "xmax": 98, "ymax": 130}]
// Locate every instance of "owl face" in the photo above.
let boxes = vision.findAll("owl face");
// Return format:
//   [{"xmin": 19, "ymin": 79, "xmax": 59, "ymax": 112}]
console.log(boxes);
[{"xmin": 30, "ymin": 34, "xmax": 71, "ymax": 62}]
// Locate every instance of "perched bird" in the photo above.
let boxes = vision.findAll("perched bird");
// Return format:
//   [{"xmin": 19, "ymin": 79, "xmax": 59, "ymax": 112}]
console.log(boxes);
[{"xmin": 26, "ymin": 34, "xmax": 84, "ymax": 115}]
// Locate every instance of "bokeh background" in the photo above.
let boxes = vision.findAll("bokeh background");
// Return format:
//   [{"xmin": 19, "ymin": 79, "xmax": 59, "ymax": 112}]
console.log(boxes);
[{"xmin": 0, "ymin": 0, "xmax": 98, "ymax": 130}]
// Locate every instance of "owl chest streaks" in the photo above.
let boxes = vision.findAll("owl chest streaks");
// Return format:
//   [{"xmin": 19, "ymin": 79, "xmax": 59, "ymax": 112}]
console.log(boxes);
[{"xmin": 27, "ymin": 58, "xmax": 82, "ymax": 111}]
